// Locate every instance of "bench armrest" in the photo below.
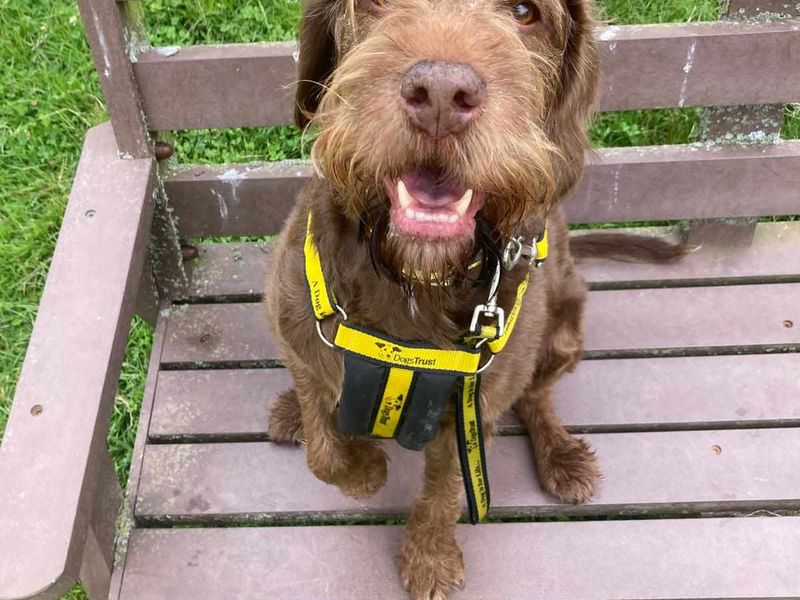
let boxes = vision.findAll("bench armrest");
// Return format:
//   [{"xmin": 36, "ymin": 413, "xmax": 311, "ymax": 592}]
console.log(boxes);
[{"xmin": 0, "ymin": 123, "xmax": 156, "ymax": 599}]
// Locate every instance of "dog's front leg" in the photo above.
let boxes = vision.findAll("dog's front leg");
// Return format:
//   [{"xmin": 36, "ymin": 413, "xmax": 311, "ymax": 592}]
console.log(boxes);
[
  {"xmin": 398, "ymin": 422, "xmax": 467, "ymax": 600},
  {"xmin": 291, "ymin": 367, "xmax": 388, "ymax": 499}
]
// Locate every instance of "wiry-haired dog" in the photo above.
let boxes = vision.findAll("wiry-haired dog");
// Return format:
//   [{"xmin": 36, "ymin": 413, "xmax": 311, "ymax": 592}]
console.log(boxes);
[{"xmin": 267, "ymin": 0, "xmax": 603, "ymax": 597}]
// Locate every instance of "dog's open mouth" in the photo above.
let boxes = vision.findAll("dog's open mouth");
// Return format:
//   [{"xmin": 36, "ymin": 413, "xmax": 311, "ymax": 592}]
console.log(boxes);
[{"xmin": 385, "ymin": 168, "xmax": 486, "ymax": 239}]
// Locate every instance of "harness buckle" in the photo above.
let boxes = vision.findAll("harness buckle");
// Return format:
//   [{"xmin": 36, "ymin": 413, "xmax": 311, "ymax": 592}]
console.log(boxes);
[
  {"xmin": 502, "ymin": 237, "xmax": 538, "ymax": 271},
  {"xmin": 469, "ymin": 304, "xmax": 506, "ymax": 344}
]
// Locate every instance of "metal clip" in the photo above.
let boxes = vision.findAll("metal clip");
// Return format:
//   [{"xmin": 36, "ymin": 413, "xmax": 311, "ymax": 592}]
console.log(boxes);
[
  {"xmin": 502, "ymin": 237, "xmax": 538, "ymax": 271},
  {"xmin": 502, "ymin": 237, "xmax": 523, "ymax": 271},
  {"xmin": 469, "ymin": 303, "xmax": 506, "ymax": 345}
]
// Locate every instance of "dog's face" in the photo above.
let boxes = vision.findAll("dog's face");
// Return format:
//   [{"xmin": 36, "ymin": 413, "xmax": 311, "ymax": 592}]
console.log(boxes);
[{"xmin": 298, "ymin": 0, "xmax": 598, "ymax": 283}]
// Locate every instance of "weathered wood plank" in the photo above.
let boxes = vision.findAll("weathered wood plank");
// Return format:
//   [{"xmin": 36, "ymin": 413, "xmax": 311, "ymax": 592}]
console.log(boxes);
[
  {"xmin": 77, "ymin": 0, "xmax": 151, "ymax": 157},
  {"xmin": 164, "ymin": 142, "xmax": 800, "ymax": 237},
  {"xmin": 583, "ymin": 283, "xmax": 799, "ymax": 357},
  {"xmin": 160, "ymin": 283, "xmax": 800, "ymax": 366},
  {"xmin": 120, "ymin": 517, "xmax": 800, "ymax": 599},
  {"xmin": 0, "ymin": 123, "xmax": 156, "ymax": 599},
  {"xmin": 181, "ymin": 222, "xmax": 800, "ymax": 300},
  {"xmin": 133, "ymin": 21, "xmax": 800, "ymax": 130},
  {"xmin": 136, "ymin": 429, "xmax": 800, "ymax": 522},
  {"xmin": 147, "ymin": 353, "xmax": 800, "ymax": 442},
  {"xmin": 149, "ymin": 369, "xmax": 291, "ymax": 441}
]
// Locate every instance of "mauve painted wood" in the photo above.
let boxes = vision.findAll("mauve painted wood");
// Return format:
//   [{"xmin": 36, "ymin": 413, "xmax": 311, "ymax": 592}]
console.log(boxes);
[
  {"xmin": 161, "ymin": 303, "xmax": 279, "ymax": 366},
  {"xmin": 158, "ymin": 283, "xmax": 800, "ymax": 366},
  {"xmin": 118, "ymin": 518, "xmax": 800, "ymax": 599},
  {"xmin": 108, "ymin": 307, "xmax": 171, "ymax": 600},
  {"xmin": 164, "ymin": 142, "xmax": 800, "ymax": 237},
  {"xmin": 146, "ymin": 353, "xmax": 800, "ymax": 442},
  {"xmin": 133, "ymin": 42, "xmax": 297, "ymax": 130},
  {"xmin": 180, "ymin": 222, "xmax": 800, "ymax": 301},
  {"xmin": 135, "ymin": 429, "xmax": 800, "ymax": 521},
  {"xmin": 132, "ymin": 21, "xmax": 800, "ymax": 130},
  {"xmin": 583, "ymin": 283, "xmax": 799, "ymax": 354},
  {"xmin": 76, "ymin": 0, "xmax": 151, "ymax": 157},
  {"xmin": 149, "ymin": 369, "xmax": 291, "ymax": 441},
  {"xmin": 0, "ymin": 123, "xmax": 156, "ymax": 599}
]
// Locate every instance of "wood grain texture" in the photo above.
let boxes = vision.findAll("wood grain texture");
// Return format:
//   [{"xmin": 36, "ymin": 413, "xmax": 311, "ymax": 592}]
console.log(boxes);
[
  {"xmin": 164, "ymin": 142, "xmax": 800, "ymax": 237},
  {"xmin": 180, "ymin": 222, "xmax": 800, "ymax": 300},
  {"xmin": 135, "ymin": 429, "xmax": 800, "ymax": 522},
  {"xmin": 76, "ymin": 0, "xmax": 151, "ymax": 156},
  {"xmin": 0, "ymin": 123, "xmax": 156, "ymax": 599},
  {"xmin": 159, "ymin": 283, "xmax": 800, "ymax": 366},
  {"xmin": 133, "ymin": 21, "xmax": 800, "ymax": 130},
  {"xmin": 146, "ymin": 353, "xmax": 800, "ymax": 442},
  {"xmin": 120, "ymin": 517, "xmax": 800, "ymax": 599}
]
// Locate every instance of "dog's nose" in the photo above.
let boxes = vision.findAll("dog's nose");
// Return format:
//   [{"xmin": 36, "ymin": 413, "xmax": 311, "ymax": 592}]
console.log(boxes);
[{"xmin": 400, "ymin": 60, "xmax": 486, "ymax": 139}]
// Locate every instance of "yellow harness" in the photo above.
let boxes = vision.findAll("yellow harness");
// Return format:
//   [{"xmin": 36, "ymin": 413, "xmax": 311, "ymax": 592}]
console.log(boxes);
[{"xmin": 304, "ymin": 211, "xmax": 547, "ymax": 523}]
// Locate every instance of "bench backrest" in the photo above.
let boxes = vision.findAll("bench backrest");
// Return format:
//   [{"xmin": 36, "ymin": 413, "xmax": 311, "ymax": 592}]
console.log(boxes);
[{"xmin": 79, "ymin": 0, "xmax": 800, "ymax": 240}]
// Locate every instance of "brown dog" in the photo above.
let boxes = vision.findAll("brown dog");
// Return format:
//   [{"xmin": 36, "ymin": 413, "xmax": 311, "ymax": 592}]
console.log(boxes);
[{"xmin": 267, "ymin": 1, "xmax": 602, "ymax": 597}]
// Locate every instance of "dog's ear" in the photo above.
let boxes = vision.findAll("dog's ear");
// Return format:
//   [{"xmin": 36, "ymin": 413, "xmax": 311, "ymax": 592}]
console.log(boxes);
[
  {"xmin": 548, "ymin": 0, "xmax": 600, "ymax": 195},
  {"xmin": 295, "ymin": 0, "xmax": 337, "ymax": 129}
]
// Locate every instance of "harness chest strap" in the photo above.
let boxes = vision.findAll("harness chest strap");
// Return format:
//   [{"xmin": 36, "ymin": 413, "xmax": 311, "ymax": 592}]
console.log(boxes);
[{"xmin": 303, "ymin": 211, "xmax": 545, "ymax": 524}]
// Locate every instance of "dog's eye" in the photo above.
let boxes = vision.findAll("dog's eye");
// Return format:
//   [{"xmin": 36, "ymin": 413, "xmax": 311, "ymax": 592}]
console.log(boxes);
[
  {"xmin": 371, "ymin": 0, "xmax": 388, "ymax": 8},
  {"xmin": 512, "ymin": 2, "xmax": 540, "ymax": 26}
]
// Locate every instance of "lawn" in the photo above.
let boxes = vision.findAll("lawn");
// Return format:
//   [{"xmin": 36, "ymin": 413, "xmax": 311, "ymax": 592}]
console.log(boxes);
[{"xmin": 0, "ymin": 1, "xmax": 797, "ymax": 598}]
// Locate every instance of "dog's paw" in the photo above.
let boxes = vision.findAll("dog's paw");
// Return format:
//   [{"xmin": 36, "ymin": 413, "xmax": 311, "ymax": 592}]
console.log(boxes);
[
  {"xmin": 333, "ymin": 439, "xmax": 388, "ymax": 499},
  {"xmin": 536, "ymin": 435, "xmax": 601, "ymax": 504},
  {"xmin": 268, "ymin": 389, "xmax": 305, "ymax": 444},
  {"xmin": 398, "ymin": 532, "xmax": 465, "ymax": 600}
]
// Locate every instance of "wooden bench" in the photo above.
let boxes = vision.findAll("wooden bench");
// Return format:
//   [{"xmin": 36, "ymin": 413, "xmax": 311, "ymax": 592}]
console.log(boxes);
[{"xmin": 1, "ymin": 1, "xmax": 799, "ymax": 599}]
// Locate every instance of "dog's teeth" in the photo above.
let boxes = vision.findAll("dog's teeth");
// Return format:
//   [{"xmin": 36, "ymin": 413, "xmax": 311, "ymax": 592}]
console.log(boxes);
[
  {"xmin": 405, "ymin": 208, "xmax": 415, "ymax": 220},
  {"xmin": 453, "ymin": 189, "xmax": 473, "ymax": 216},
  {"xmin": 397, "ymin": 180, "xmax": 413, "ymax": 210},
  {"xmin": 447, "ymin": 214, "xmax": 458, "ymax": 223}
]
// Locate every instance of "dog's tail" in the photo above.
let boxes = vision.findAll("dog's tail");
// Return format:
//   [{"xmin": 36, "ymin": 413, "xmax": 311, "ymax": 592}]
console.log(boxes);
[{"xmin": 570, "ymin": 232, "xmax": 690, "ymax": 264}]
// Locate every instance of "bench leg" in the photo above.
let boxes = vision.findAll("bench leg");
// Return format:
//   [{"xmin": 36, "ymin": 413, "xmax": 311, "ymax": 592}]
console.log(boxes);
[{"xmin": 80, "ymin": 450, "xmax": 122, "ymax": 600}]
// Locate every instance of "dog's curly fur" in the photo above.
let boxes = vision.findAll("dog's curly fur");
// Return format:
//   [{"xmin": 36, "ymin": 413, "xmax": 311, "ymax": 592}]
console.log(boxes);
[{"xmin": 266, "ymin": 1, "xmax": 602, "ymax": 597}]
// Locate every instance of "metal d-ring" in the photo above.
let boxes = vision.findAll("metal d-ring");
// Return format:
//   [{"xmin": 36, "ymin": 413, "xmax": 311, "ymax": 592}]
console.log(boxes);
[
  {"xmin": 475, "ymin": 352, "xmax": 496, "ymax": 375},
  {"xmin": 315, "ymin": 304, "xmax": 348, "ymax": 349}
]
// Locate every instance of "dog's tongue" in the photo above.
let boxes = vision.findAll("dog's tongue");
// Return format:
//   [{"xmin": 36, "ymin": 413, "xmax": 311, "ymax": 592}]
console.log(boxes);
[{"xmin": 403, "ymin": 168, "xmax": 466, "ymax": 207}]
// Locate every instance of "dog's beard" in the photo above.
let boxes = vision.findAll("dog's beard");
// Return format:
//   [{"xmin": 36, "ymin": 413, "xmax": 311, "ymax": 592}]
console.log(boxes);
[{"xmin": 361, "ymin": 205, "xmax": 501, "ymax": 296}]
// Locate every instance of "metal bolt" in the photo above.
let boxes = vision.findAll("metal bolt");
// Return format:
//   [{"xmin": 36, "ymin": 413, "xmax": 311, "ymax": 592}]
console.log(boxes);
[
  {"xmin": 784, "ymin": 320, "xmax": 794, "ymax": 329},
  {"xmin": 31, "ymin": 405, "xmax": 43, "ymax": 417},
  {"xmin": 181, "ymin": 244, "xmax": 199, "ymax": 262},
  {"xmin": 155, "ymin": 141, "xmax": 175, "ymax": 161},
  {"xmin": 85, "ymin": 209, "xmax": 96, "ymax": 218},
  {"xmin": 711, "ymin": 444, "xmax": 722, "ymax": 455},
  {"xmin": 199, "ymin": 334, "xmax": 210, "ymax": 344}
]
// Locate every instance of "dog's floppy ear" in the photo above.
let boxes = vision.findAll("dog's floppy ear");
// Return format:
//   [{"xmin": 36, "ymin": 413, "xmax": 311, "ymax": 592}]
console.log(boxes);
[
  {"xmin": 295, "ymin": 0, "xmax": 337, "ymax": 129},
  {"xmin": 548, "ymin": 0, "xmax": 600, "ymax": 195}
]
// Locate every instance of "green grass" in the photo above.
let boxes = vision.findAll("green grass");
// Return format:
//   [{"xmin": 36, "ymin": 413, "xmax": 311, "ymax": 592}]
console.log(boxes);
[{"xmin": 0, "ymin": 2, "xmax": 798, "ymax": 598}]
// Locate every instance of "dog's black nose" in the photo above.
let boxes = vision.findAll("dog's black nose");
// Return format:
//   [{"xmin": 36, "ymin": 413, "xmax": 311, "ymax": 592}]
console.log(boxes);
[{"xmin": 400, "ymin": 60, "xmax": 486, "ymax": 139}]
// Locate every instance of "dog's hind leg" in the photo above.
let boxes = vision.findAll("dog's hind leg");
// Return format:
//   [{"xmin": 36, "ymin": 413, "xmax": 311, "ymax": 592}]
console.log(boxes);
[
  {"xmin": 513, "ymin": 268, "xmax": 601, "ymax": 504},
  {"xmin": 289, "ymin": 365, "xmax": 388, "ymax": 499}
]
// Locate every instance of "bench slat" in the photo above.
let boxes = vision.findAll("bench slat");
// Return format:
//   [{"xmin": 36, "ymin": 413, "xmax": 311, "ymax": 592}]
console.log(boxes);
[
  {"xmin": 161, "ymin": 283, "xmax": 800, "ymax": 366},
  {"xmin": 165, "ymin": 142, "xmax": 800, "ymax": 237},
  {"xmin": 148, "ymin": 354, "xmax": 800, "ymax": 441},
  {"xmin": 136, "ymin": 428, "xmax": 800, "ymax": 521},
  {"xmin": 120, "ymin": 517, "xmax": 800, "ymax": 599},
  {"xmin": 133, "ymin": 21, "xmax": 800, "ymax": 130},
  {"xmin": 184, "ymin": 222, "xmax": 800, "ymax": 300}
]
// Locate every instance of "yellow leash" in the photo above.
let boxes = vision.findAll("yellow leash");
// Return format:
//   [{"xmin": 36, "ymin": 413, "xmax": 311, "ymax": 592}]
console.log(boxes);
[{"xmin": 303, "ymin": 210, "xmax": 547, "ymax": 523}]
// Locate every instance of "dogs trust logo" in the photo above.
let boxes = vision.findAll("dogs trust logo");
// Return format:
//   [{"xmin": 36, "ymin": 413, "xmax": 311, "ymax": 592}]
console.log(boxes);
[
  {"xmin": 374, "ymin": 342, "xmax": 436, "ymax": 367},
  {"xmin": 378, "ymin": 394, "xmax": 405, "ymax": 426}
]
